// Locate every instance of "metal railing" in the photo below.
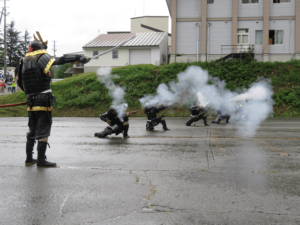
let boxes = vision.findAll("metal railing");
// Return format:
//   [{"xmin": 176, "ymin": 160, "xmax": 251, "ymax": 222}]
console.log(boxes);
[{"xmin": 221, "ymin": 45, "xmax": 255, "ymax": 58}]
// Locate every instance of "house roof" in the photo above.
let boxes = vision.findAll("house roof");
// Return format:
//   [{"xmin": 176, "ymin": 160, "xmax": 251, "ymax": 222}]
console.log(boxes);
[
  {"xmin": 83, "ymin": 32, "xmax": 167, "ymax": 48},
  {"xmin": 131, "ymin": 16, "xmax": 169, "ymax": 20}
]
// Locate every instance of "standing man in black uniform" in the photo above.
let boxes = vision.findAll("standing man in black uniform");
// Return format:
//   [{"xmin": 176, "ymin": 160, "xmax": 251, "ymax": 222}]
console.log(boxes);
[
  {"xmin": 18, "ymin": 32, "xmax": 90, "ymax": 167},
  {"xmin": 94, "ymin": 106, "xmax": 130, "ymax": 138},
  {"xmin": 144, "ymin": 104, "xmax": 170, "ymax": 131},
  {"xmin": 211, "ymin": 104, "xmax": 231, "ymax": 124},
  {"xmin": 186, "ymin": 104, "xmax": 210, "ymax": 126}
]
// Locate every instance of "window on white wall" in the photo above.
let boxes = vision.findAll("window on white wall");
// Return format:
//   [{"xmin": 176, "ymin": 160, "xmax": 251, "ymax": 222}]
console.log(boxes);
[
  {"xmin": 112, "ymin": 50, "xmax": 118, "ymax": 59},
  {"xmin": 242, "ymin": 0, "xmax": 259, "ymax": 3},
  {"xmin": 255, "ymin": 30, "xmax": 263, "ymax": 45},
  {"xmin": 269, "ymin": 30, "xmax": 284, "ymax": 45},
  {"xmin": 93, "ymin": 51, "xmax": 98, "ymax": 59},
  {"xmin": 273, "ymin": 0, "xmax": 291, "ymax": 3},
  {"xmin": 237, "ymin": 29, "xmax": 249, "ymax": 44},
  {"xmin": 207, "ymin": 0, "xmax": 214, "ymax": 3}
]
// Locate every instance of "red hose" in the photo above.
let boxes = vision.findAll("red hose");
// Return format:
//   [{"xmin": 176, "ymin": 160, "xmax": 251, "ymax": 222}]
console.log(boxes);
[{"xmin": 0, "ymin": 102, "xmax": 27, "ymax": 108}]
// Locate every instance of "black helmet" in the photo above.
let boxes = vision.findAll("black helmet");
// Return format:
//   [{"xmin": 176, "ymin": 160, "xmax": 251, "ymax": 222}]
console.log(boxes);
[
  {"xmin": 108, "ymin": 106, "xmax": 117, "ymax": 116},
  {"xmin": 29, "ymin": 40, "xmax": 47, "ymax": 52},
  {"xmin": 29, "ymin": 31, "xmax": 48, "ymax": 52}
]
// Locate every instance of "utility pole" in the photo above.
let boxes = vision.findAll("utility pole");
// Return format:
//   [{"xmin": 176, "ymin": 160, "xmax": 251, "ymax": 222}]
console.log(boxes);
[
  {"xmin": 4, "ymin": 0, "xmax": 7, "ymax": 78},
  {"xmin": 52, "ymin": 40, "xmax": 57, "ymax": 79}
]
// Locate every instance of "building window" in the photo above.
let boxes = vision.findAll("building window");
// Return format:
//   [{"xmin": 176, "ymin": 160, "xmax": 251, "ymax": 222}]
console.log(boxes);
[
  {"xmin": 269, "ymin": 30, "xmax": 284, "ymax": 45},
  {"xmin": 273, "ymin": 0, "xmax": 290, "ymax": 3},
  {"xmin": 93, "ymin": 51, "xmax": 98, "ymax": 59},
  {"xmin": 207, "ymin": 0, "xmax": 214, "ymax": 3},
  {"xmin": 255, "ymin": 30, "xmax": 263, "ymax": 45},
  {"xmin": 112, "ymin": 50, "xmax": 118, "ymax": 59},
  {"xmin": 76, "ymin": 63, "xmax": 84, "ymax": 67},
  {"xmin": 237, "ymin": 29, "xmax": 249, "ymax": 44},
  {"xmin": 242, "ymin": 0, "xmax": 259, "ymax": 3}
]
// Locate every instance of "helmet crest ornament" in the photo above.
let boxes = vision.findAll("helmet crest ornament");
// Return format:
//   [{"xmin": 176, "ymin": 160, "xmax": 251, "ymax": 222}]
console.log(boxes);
[{"xmin": 33, "ymin": 31, "xmax": 48, "ymax": 47}]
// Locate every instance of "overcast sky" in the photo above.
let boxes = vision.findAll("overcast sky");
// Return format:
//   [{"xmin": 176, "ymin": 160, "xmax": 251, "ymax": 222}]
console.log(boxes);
[{"xmin": 4, "ymin": 0, "xmax": 170, "ymax": 56}]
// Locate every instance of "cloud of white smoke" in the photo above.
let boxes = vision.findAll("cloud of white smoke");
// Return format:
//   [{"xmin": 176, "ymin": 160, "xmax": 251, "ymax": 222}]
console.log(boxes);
[
  {"xmin": 97, "ymin": 67, "xmax": 128, "ymax": 119},
  {"xmin": 139, "ymin": 66, "xmax": 273, "ymax": 137}
]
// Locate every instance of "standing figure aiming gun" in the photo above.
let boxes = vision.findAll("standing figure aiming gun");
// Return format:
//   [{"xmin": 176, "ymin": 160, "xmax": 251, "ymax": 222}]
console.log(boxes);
[
  {"xmin": 18, "ymin": 32, "xmax": 90, "ymax": 167},
  {"xmin": 144, "ymin": 104, "xmax": 170, "ymax": 131},
  {"xmin": 95, "ymin": 106, "xmax": 136, "ymax": 139},
  {"xmin": 186, "ymin": 104, "xmax": 210, "ymax": 126}
]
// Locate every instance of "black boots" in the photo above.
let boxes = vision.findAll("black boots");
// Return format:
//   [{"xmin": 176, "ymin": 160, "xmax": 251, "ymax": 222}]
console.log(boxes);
[
  {"xmin": 37, "ymin": 142, "xmax": 56, "ymax": 167},
  {"xmin": 204, "ymin": 119, "xmax": 210, "ymax": 126},
  {"xmin": 123, "ymin": 125, "xmax": 130, "ymax": 139},
  {"xmin": 161, "ymin": 120, "xmax": 170, "ymax": 131},
  {"xmin": 186, "ymin": 119, "xmax": 193, "ymax": 126},
  {"xmin": 25, "ymin": 138, "xmax": 37, "ymax": 166}
]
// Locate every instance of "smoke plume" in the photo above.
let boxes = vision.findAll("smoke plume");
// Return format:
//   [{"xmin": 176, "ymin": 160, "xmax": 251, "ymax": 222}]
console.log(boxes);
[
  {"xmin": 97, "ymin": 67, "xmax": 128, "ymax": 119},
  {"xmin": 139, "ymin": 66, "xmax": 273, "ymax": 137}
]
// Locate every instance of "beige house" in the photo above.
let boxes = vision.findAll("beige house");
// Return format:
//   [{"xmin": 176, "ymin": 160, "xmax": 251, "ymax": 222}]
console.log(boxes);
[
  {"xmin": 131, "ymin": 16, "xmax": 171, "ymax": 46},
  {"xmin": 166, "ymin": 0, "xmax": 300, "ymax": 62},
  {"xmin": 83, "ymin": 32, "xmax": 169, "ymax": 73}
]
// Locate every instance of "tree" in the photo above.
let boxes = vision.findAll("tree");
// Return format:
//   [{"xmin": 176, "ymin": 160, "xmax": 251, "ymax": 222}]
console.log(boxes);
[
  {"xmin": 5, "ymin": 20, "xmax": 23, "ymax": 67},
  {"xmin": 19, "ymin": 29, "xmax": 31, "ymax": 56},
  {"xmin": 54, "ymin": 63, "xmax": 73, "ymax": 78}
]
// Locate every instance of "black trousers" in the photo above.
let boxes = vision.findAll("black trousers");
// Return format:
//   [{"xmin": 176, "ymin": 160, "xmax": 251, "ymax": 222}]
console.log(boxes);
[{"xmin": 27, "ymin": 111, "xmax": 52, "ymax": 140}]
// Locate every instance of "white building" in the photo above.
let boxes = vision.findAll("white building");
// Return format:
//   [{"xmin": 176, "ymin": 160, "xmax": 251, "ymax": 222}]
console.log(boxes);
[
  {"xmin": 83, "ymin": 32, "xmax": 168, "ymax": 73},
  {"xmin": 166, "ymin": 0, "xmax": 300, "ymax": 62}
]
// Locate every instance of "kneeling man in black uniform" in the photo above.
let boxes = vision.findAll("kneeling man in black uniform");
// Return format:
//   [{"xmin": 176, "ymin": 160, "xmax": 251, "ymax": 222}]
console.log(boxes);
[
  {"xmin": 95, "ymin": 106, "xmax": 130, "ymax": 139},
  {"xmin": 186, "ymin": 104, "xmax": 210, "ymax": 126},
  {"xmin": 144, "ymin": 104, "xmax": 170, "ymax": 131},
  {"xmin": 212, "ymin": 104, "xmax": 231, "ymax": 124}
]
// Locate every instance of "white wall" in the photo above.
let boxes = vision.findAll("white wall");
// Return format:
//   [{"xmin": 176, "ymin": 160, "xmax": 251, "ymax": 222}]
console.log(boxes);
[
  {"xmin": 84, "ymin": 48, "xmax": 129, "ymax": 67},
  {"xmin": 209, "ymin": 21, "xmax": 232, "ymax": 55},
  {"xmin": 237, "ymin": 20, "xmax": 264, "ymax": 54},
  {"xmin": 177, "ymin": 0, "xmax": 201, "ymax": 18},
  {"xmin": 207, "ymin": 0, "xmax": 233, "ymax": 18},
  {"xmin": 176, "ymin": 22, "xmax": 201, "ymax": 54},
  {"xmin": 269, "ymin": 19, "xmax": 295, "ymax": 54},
  {"xmin": 158, "ymin": 33, "xmax": 169, "ymax": 65},
  {"xmin": 150, "ymin": 48, "xmax": 161, "ymax": 65},
  {"xmin": 238, "ymin": 0, "xmax": 264, "ymax": 18},
  {"xmin": 270, "ymin": 0, "xmax": 295, "ymax": 17}
]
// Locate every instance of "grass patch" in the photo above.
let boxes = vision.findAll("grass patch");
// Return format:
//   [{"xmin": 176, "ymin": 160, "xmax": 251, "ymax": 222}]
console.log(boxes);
[{"xmin": 1, "ymin": 59, "xmax": 300, "ymax": 117}]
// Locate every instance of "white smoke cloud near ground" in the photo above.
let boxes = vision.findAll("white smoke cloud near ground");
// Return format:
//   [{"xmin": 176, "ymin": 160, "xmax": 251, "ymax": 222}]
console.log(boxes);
[
  {"xmin": 139, "ymin": 66, "xmax": 273, "ymax": 137},
  {"xmin": 97, "ymin": 67, "xmax": 128, "ymax": 119}
]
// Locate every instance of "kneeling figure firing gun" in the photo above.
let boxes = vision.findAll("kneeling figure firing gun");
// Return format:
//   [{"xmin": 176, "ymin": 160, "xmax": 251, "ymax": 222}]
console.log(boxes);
[
  {"xmin": 144, "ymin": 104, "xmax": 170, "ymax": 131},
  {"xmin": 186, "ymin": 104, "xmax": 210, "ymax": 127},
  {"xmin": 94, "ymin": 106, "xmax": 136, "ymax": 139}
]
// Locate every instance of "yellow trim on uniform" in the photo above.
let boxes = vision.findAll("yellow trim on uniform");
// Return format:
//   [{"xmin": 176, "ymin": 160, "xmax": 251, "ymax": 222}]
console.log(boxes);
[
  {"xmin": 25, "ymin": 50, "xmax": 48, "ymax": 57},
  {"xmin": 43, "ymin": 58, "xmax": 55, "ymax": 73},
  {"xmin": 123, "ymin": 122, "xmax": 129, "ymax": 125},
  {"xmin": 27, "ymin": 106, "xmax": 53, "ymax": 112}
]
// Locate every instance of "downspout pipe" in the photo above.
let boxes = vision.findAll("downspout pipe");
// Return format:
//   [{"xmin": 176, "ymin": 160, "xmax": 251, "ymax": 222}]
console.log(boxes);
[
  {"xmin": 195, "ymin": 23, "xmax": 200, "ymax": 62},
  {"xmin": 207, "ymin": 23, "xmax": 211, "ymax": 62}
]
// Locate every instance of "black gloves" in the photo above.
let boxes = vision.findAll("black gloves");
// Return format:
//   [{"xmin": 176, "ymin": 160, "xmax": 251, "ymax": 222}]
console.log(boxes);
[{"xmin": 79, "ymin": 56, "xmax": 90, "ymax": 64}]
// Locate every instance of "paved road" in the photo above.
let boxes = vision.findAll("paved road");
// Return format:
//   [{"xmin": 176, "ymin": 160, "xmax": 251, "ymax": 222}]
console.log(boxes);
[{"xmin": 0, "ymin": 117, "xmax": 299, "ymax": 225}]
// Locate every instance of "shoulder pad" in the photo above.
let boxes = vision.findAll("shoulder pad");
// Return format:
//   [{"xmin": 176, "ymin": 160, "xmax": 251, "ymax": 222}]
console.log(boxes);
[{"xmin": 37, "ymin": 54, "xmax": 55, "ymax": 73}]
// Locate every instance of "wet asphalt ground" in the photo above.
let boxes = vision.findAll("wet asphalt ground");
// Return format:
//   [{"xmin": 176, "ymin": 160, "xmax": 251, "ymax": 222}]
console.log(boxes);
[{"xmin": 0, "ymin": 117, "xmax": 300, "ymax": 225}]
